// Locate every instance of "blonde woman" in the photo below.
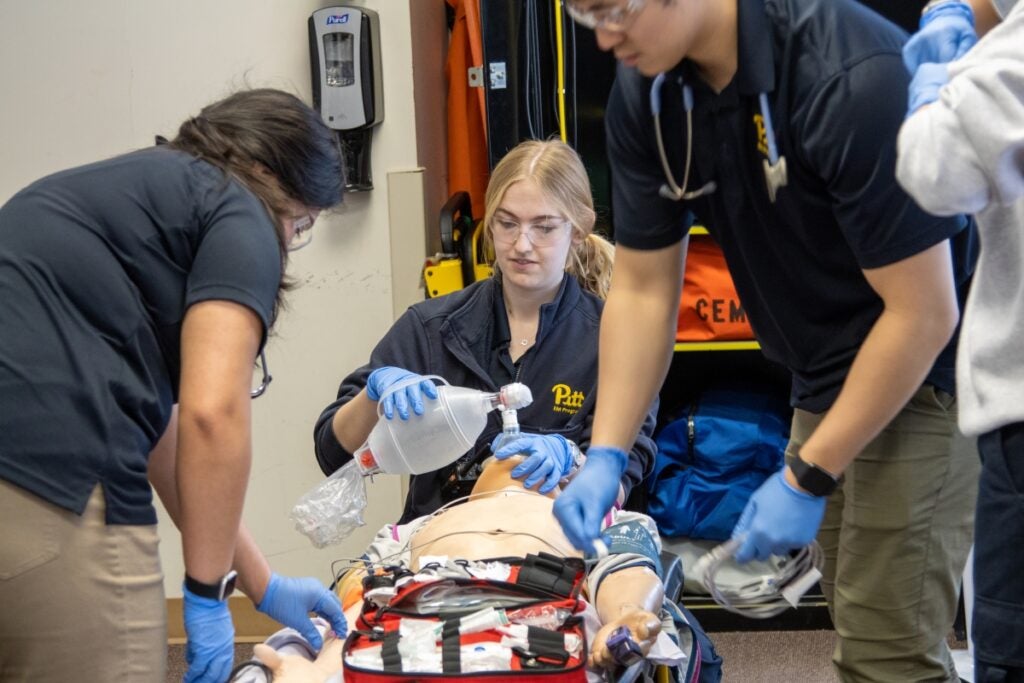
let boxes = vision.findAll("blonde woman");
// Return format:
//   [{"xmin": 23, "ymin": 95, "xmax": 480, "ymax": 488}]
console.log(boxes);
[{"xmin": 315, "ymin": 139, "xmax": 656, "ymax": 521}]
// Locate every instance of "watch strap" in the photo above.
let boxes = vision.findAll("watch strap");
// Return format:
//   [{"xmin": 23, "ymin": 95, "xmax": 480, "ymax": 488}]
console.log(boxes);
[
  {"xmin": 184, "ymin": 570, "xmax": 238, "ymax": 601},
  {"xmin": 788, "ymin": 454, "xmax": 840, "ymax": 497}
]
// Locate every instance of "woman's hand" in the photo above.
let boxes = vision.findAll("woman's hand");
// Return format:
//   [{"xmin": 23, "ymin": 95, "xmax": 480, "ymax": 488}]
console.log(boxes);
[
  {"xmin": 255, "ymin": 573, "xmax": 347, "ymax": 650},
  {"xmin": 182, "ymin": 587, "xmax": 235, "ymax": 683},
  {"xmin": 366, "ymin": 366, "xmax": 438, "ymax": 420}
]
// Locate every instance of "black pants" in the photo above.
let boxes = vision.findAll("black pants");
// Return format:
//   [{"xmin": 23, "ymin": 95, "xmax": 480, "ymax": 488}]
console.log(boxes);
[{"xmin": 975, "ymin": 423, "xmax": 1024, "ymax": 683}]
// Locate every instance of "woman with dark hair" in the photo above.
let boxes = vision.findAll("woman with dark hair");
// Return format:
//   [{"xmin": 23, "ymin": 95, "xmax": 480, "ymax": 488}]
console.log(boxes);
[{"xmin": 0, "ymin": 88, "xmax": 347, "ymax": 682}]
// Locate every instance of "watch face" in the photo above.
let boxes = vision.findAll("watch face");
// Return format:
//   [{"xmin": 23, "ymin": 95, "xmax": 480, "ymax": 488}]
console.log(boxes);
[
  {"xmin": 221, "ymin": 572, "xmax": 238, "ymax": 599},
  {"xmin": 792, "ymin": 457, "xmax": 838, "ymax": 497},
  {"xmin": 185, "ymin": 570, "xmax": 238, "ymax": 601}
]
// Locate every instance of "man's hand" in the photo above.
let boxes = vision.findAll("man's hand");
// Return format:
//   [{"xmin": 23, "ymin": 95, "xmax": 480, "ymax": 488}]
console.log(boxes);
[
  {"xmin": 903, "ymin": 1, "xmax": 977, "ymax": 73},
  {"xmin": 552, "ymin": 446, "xmax": 627, "ymax": 552},
  {"xmin": 491, "ymin": 432, "xmax": 575, "ymax": 493},
  {"xmin": 256, "ymin": 573, "xmax": 347, "ymax": 650},
  {"xmin": 732, "ymin": 470, "xmax": 826, "ymax": 563},
  {"xmin": 183, "ymin": 587, "xmax": 235, "ymax": 683},
  {"xmin": 366, "ymin": 366, "xmax": 438, "ymax": 420}
]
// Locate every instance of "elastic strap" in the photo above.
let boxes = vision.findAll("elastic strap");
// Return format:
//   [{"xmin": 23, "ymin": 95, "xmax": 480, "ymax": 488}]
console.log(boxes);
[
  {"xmin": 517, "ymin": 553, "xmax": 579, "ymax": 597},
  {"xmin": 526, "ymin": 626, "xmax": 569, "ymax": 663},
  {"xmin": 442, "ymin": 620, "xmax": 462, "ymax": 674},
  {"xmin": 381, "ymin": 631, "xmax": 402, "ymax": 672}
]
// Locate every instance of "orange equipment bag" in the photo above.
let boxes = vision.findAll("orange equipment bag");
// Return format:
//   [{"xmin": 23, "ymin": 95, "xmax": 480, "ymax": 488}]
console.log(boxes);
[{"xmin": 677, "ymin": 233, "xmax": 754, "ymax": 342}]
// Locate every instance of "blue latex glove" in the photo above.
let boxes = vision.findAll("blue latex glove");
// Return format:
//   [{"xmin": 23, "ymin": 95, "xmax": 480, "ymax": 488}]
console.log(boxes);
[
  {"xmin": 183, "ymin": 586, "xmax": 235, "ymax": 683},
  {"xmin": 366, "ymin": 366, "xmax": 438, "ymax": 420},
  {"xmin": 256, "ymin": 573, "xmax": 348, "ymax": 650},
  {"xmin": 908, "ymin": 62, "xmax": 950, "ymax": 114},
  {"xmin": 491, "ymin": 432, "xmax": 575, "ymax": 493},
  {"xmin": 903, "ymin": 1, "xmax": 976, "ymax": 73},
  {"xmin": 552, "ymin": 446, "xmax": 628, "ymax": 553},
  {"xmin": 731, "ymin": 469, "xmax": 827, "ymax": 563}
]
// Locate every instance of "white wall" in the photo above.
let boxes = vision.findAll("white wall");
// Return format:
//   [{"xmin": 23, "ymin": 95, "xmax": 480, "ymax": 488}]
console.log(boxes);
[{"xmin": 0, "ymin": 0, "xmax": 448, "ymax": 596}]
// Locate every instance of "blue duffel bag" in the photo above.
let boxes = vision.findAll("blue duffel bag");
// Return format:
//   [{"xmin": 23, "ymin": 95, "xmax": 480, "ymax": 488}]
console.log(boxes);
[{"xmin": 648, "ymin": 386, "xmax": 790, "ymax": 540}]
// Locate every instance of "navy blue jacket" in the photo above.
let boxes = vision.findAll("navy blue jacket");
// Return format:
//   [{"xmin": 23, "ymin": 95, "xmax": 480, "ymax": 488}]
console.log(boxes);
[{"xmin": 314, "ymin": 275, "xmax": 658, "ymax": 523}]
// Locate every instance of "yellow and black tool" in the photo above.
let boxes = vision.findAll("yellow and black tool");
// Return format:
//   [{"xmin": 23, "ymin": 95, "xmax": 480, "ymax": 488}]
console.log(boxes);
[{"xmin": 423, "ymin": 191, "xmax": 493, "ymax": 299}]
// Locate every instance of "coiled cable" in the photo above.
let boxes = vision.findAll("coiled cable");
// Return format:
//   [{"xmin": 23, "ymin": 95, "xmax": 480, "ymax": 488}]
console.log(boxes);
[{"xmin": 692, "ymin": 538, "xmax": 825, "ymax": 619}]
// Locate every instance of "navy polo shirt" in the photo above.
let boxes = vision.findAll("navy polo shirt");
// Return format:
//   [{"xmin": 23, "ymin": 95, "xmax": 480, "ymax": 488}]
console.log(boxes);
[
  {"xmin": 607, "ymin": 0, "xmax": 976, "ymax": 412},
  {"xmin": 0, "ymin": 147, "xmax": 281, "ymax": 524}
]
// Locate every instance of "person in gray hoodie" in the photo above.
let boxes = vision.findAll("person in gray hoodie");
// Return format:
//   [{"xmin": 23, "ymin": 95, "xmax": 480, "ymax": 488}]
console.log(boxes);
[{"xmin": 897, "ymin": 1, "xmax": 1024, "ymax": 679}]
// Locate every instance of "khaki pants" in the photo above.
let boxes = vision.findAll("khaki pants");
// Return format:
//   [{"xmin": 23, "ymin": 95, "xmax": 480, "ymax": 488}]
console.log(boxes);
[
  {"xmin": 0, "ymin": 480, "xmax": 166, "ymax": 682},
  {"xmin": 790, "ymin": 385, "xmax": 978, "ymax": 683}
]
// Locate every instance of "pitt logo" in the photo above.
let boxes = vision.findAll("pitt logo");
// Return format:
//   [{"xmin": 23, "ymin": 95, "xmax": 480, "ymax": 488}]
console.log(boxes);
[
  {"xmin": 753, "ymin": 112, "xmax": 768, "ymax": 156},
  {"xmin": 551, "ymin": 383, "xmax": 585, "ymax": 414}
]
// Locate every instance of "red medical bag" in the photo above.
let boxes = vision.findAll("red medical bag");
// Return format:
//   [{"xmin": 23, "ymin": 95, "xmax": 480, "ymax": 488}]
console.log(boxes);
[{"xmin": 342, "ymin": 554, "xmax": 588, "ymax": 682}]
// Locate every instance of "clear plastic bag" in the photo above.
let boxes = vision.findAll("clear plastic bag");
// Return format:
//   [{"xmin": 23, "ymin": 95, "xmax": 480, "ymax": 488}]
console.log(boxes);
[{"xmin": 290, "ymin": 460, "xmax": 367, "ymax": 548}]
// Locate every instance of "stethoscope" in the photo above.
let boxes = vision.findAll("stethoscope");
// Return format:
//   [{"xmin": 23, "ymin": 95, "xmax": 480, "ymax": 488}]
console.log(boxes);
[{"xmin": 650, "ymin": 72, "xmax": 788, "ymax": 203}]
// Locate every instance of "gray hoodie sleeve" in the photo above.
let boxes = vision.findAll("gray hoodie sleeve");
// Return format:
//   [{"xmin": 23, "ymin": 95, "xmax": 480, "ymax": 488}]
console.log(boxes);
[
  {"xmin": 992, "ymin": 0, "xmax": 1019, "ymax": 19},
  {"xmin": 896, "ymin": 2, "xmax": 1024, "ymax": 214}
]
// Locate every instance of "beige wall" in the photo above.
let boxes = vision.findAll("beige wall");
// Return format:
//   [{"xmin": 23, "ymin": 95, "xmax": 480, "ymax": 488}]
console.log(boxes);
[{"xmin": 0, "ymin": 0, "xmax": 448, "ymax": 597}]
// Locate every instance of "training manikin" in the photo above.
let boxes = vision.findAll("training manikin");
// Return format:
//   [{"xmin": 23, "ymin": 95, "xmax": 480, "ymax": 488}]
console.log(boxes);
[{"xmin": 248, "ymin": 457, "xmax": 674, "ymax": 682}]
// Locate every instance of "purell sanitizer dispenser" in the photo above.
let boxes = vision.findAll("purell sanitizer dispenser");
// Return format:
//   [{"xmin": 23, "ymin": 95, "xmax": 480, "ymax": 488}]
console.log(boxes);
[{"xmin": 309, "ymin": 6, "xmax": 383, "ymax": 191}]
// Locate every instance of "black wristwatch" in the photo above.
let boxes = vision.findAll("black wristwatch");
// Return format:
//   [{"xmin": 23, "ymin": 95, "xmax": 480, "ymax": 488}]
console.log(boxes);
[
  {"xmin": 185, "ymin": 570, "xmax": 238, "ymax": 601},
  {"xmin": 788, "ymin": 454, "xmax": 840, "ymax": 497}
]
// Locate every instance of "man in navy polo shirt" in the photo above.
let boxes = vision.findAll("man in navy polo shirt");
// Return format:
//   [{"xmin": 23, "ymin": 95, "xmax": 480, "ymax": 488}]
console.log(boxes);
[{"xmin": 552, "ymin": 1, "xmax": 979, "ymax": 680}]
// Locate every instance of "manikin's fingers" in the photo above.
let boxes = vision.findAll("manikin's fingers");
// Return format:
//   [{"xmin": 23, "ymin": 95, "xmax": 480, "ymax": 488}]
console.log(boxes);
[{"xmin": 253, "ymin": 643, "xmax": 283, "ymax": 670}]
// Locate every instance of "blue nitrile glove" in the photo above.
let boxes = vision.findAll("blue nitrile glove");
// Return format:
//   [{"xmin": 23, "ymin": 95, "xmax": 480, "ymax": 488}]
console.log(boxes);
[
  {"xmin": 552, "ymin": 446, "xmax": 628, "ymax": 553},
  {"xmin": 256, "ymin": 573, "xmax": 348, "ymax": 650},
  {"xmin": 491, "ymin": 432, "xmax": 575, "ymax": 493},
  {"xmin": 903, "ymin": 1, "xmax": 976, "ymax": 73},
  {"xmin": 731, "ymin": 470, "xmax": 827, "ymax": 563},
  {"xmin": 908, "ymin": 62, "xmax": 950, "ymax": 114},
  {"xmin": 183, "ymin": 586, "xmax": 235, "ymax": 683},
  {"xmin": 366, "ymin": 366, "xmax": 438, "ymax": 421}
]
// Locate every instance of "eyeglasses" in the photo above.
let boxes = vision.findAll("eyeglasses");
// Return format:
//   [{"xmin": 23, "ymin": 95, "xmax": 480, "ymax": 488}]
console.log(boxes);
[
  {"xmin": 490, "ymin": 217, "xmax": 571, "ymax": 247},
  {"xmin": 251, "ymin": 350, "xmax": 273, "ymax": 399},
  {"xmin": 287, "ymin": 212, "xmax": 316, "ymax": 252},
  {"xmin": 565, "ymin": 0, "xmax": 646, "ymax": 32}
]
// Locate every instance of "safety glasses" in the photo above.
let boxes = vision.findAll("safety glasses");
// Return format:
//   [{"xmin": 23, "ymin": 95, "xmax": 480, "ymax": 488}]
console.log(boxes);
[
  {"xmin": 565, "ymin": 0, "xmax": 646, "ymax": 32},
  {"xmin": 288, "ymin": 212, "xmax": 316, "ymax": 252},
  {"xmin": 251, "ymin": 349, "xmax": 273, "ymax": 399},
  {"xmin": 490, "ymin": 217, "xmax": 571, "ymax": 248}
]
